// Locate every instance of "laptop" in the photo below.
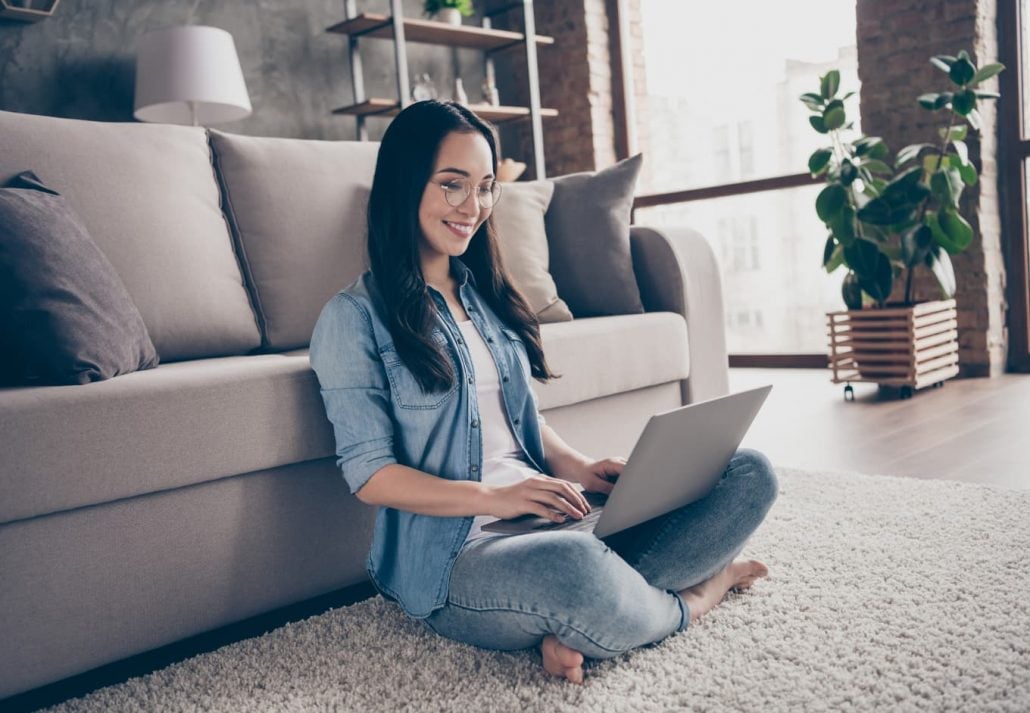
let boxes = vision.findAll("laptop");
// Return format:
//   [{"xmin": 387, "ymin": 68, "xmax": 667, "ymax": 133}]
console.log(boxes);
[{"xmin": 481, "ymin": 385, "xmax": 772, "ymax": 539}]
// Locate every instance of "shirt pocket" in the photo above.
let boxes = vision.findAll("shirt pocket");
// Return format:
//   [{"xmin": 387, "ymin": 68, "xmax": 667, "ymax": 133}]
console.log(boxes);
[{"xmin": 379, "ymin": 329, "xmax": 459, "ymax": 410}]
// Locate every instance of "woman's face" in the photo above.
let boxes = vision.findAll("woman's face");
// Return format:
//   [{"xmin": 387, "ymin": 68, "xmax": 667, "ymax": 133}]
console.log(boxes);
[{"xmin": 418, "ymin": 131, "xmax": 495, "ymax": 263}]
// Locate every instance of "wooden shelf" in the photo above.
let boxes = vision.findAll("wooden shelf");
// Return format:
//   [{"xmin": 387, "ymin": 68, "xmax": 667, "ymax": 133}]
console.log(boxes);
[
  {"xmin": 327, "ymin": 13, "xmax": 554, "ymax": 52},
  {"xmin": 332, "ymin": 98, "xmax": 558, "ymax": 123},
  {"xmin": 0, "ymin": 0, "xmax": 60, "ymax": 22}
]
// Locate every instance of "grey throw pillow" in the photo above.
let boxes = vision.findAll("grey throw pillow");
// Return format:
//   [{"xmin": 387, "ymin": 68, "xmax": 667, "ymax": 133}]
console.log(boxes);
[
  {"xmin": 545, "ymin": 154, "xmax": 645, "ymax": 317},
  {"xmin": 0, "ymin": 171, "xmax": 159, "ymax": 386},
  {"xmin": 490, "ymin": 180, "xmax": 573, "ymax": 323}
]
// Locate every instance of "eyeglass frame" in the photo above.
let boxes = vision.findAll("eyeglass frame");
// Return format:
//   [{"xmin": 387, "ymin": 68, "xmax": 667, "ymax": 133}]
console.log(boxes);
[{"xmin": 433, "ymin": 178, "xmax": 503, "ymax": 209}]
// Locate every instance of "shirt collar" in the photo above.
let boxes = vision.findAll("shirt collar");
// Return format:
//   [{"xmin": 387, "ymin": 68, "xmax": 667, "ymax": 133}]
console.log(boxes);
[{"xmin": 449, "ymin": 257, "xmax": 477, "ymax": 288}]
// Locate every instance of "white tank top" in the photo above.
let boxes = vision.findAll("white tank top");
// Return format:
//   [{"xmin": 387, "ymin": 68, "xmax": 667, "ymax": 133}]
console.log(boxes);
[{"xmin": 457, "ymin": 318, "xmax": 542, "ymax": 543}]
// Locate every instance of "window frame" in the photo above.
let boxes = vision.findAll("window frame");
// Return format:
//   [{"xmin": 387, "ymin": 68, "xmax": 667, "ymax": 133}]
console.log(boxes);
[{"xmin": 1000, "ymin": 0, "xmax": 1030, "ymax": 371}]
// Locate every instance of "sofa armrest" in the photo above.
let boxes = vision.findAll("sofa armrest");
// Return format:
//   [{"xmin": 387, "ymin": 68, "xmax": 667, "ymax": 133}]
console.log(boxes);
[{"xmin": 630, "ymin": 225, "xmax": 729, "ymax": 404}]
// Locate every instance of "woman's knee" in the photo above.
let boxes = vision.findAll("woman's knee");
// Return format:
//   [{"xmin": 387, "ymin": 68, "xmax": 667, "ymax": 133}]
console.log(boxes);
[{"xmin": 731, "ymin": 448, "xmax": 779, "ymax": 508}]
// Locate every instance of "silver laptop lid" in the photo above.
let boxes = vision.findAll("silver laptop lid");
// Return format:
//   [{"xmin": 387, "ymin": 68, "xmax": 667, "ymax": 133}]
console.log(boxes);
[{"xmin": 592, "ymin": 385, "xmax": 771, "ymax": 537}]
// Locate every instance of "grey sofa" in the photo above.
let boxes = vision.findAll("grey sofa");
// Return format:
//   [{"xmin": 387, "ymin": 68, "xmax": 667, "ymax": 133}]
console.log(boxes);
[{"xmin": 0, "ymin": 108, "xmax": 729, "ymax": 699}]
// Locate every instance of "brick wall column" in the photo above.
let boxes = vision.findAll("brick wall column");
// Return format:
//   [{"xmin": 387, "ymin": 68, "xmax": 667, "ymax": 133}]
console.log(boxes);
[
  {"xmin": 495, "ymin": 0, "xmax": 621, "ymax": 177},
  {"xmin": 857, "ymin": 0, "xmax": 1006, "ymax": 376}
]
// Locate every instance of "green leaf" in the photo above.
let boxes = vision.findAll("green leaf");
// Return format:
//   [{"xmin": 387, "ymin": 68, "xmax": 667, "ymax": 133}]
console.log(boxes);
[
  {"xmin": 928, "ymin": 248, "xmax": 957, "ymax": 298},
  {"xmin": 970, "ymin": 62, "xmax": 1005, "ymax": 85},
  {"xmin": 937, "ymin": 208, "xmax": 975, "ymax": 254},
  {"xmin": 862, "ymin": 159, "xmax": 893, "ymax": 175},
  {"xmin": 896, "ymin": 143, "xmax": 934, "ymax": 167},
  {"xmin": 951, "ymin": 139, "xmax": 969, "ymax": 166},
  {"xmin": 840, "ymin": 159, "xmax": 858, "ymax": 186},
  {"xmin": 824, "ymin": 236, "xmax": 844, "ymax": 273},
  {"xmin": 931, "ymin": 55, "xmax": 957, "ymax": 72},
  {"xmin": 809, "ymin": 115, "xmax": 828, "ymax": 134},
  {"xmin": 935, "ymin": 92, "xmax": 955, "ymax": 110},
  {"xmin": 854, "ymin": 136, "xmax": 889, "ymax": 159},
  {"xmin": 930, "ymin": 168, "xmax": 964, "ymax": 209},
  {"xmin": 824, "ymin": 107, "xmax": 846, "ymax": 131},
  {"xmin": 829, "ymin": 204, "xmax": 857, "ymax": 244},
  {"xmin": 844, "ymin": 240, "xmax": 894, "ymax": 305},
  {"xmin": 940, "ymin": 125, "xmax": 968, "ymax": 142},
  {"xmin": 800, "ymin": 92, "xmax": 825, "ymax": 111},
  {"xmin": 924, "ymin": 154, "xmax": 943, "ymax": 174},
  {"xmin": 816, "ymin": 184, "xmax": 848, "ymax": 222},
  {"xmin": 820, "ymin": 70, "xmax": 841, "ymax": 99},
  {"xmin": 957, "ymin": 162, "xmax": 978, "ymax": 186},
  {"xmin": 918, "ymin": 93, "xmax": 941, "ymax": 110},
  {"xmin": 809, "ymin": 148, "xmax": 833, "ymax": 175},
  {"xmin": 949, "ymin": 56, "xmax": 976, "ymax": 85},
  {"xmin": 967, "ymin": 108, "xmax": 983, "ymax": 131},
  {"xmin": 953, "ymin": 89, "xmax": 977, "ymax": 115}
]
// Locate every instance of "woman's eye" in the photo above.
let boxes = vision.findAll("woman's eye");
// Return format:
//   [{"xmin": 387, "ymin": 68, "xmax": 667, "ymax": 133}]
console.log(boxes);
[{"xmin": 443, "ymin": 182, "xmax": 463, "ymax": 191}]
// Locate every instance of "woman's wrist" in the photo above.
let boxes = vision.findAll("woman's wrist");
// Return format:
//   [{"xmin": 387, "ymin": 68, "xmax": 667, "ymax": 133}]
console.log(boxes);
[{"xmin": 547, "ymin": 451, "xmax": 593, "ymax": 483}]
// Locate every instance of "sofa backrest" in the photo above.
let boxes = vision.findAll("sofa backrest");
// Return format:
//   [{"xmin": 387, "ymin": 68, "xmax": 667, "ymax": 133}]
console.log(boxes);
[
  {"xmin": 0, "ymin": 110, "xmax": 261, "ymax": 362},
  {"xmin": 209, "ymin": 131, "xmax": 379, "ymax": 351}
]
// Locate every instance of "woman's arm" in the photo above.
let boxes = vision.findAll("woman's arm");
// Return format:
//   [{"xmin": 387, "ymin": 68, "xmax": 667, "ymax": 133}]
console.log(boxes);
[
  {"xmin": 540, "ymin": 423, "xmax": 593, "ymax": 481},
  {"xmin": 357, "ymin": 463, "xmax": 490, "ymax": 516}
]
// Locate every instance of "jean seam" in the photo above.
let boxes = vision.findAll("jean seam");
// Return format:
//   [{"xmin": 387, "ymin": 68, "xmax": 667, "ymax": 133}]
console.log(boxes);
[{"xmin": 442, "ymin": 600, "xmax": 653, "ymax": 655}]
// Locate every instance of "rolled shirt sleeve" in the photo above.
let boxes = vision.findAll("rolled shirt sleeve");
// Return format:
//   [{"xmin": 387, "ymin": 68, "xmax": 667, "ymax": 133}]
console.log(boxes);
[{"xmin": 310, "ymin": 293, "xmax": 398, "ymax": 496}]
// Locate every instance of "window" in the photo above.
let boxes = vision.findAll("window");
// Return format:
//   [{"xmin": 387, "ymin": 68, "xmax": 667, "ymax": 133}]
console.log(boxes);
[{"xmin": 634, "ymin": 1, "xmax": 859, "ymax": 360}]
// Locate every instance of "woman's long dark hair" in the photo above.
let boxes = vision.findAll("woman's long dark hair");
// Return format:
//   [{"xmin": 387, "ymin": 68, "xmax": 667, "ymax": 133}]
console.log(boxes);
[{"xmin": 367, "ymin": 100, "xmax": 560, "ymax": 393}]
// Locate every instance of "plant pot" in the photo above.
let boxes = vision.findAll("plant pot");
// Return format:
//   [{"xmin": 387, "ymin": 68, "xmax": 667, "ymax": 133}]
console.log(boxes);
[
  {"xmin": 433, "ymin": 8, "xmax": 462, "ymax": 26},
  {"xmin": 826, "ymin": 299, "xmax": 959, "ymax": 397}
]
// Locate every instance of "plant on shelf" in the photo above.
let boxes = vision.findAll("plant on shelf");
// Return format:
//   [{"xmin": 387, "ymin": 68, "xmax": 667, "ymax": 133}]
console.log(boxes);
[
  {"xmin": 801, "ymin": 50, "xmax": 1004, "ymax": 311},
  {"xmin": 424, "ymin": 0, "xmax": 474, "ymax": 25}
]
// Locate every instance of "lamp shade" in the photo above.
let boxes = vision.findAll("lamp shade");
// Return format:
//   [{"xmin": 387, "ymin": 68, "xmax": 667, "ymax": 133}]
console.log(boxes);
[{"xmin": 134, "ymin": 25, "xmax": 252, "ymax": 126}]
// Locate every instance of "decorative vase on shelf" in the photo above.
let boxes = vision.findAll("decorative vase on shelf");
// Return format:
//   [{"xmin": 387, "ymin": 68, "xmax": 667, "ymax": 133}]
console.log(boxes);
[
  {"xmin": 434, "ymin": 8, "xmax": 462, "ymax": 26},
  {"xmin": 452, "ymin": 77, "xmax": 468, "ymax": 105},
  {"xmin": 481, "ymin": 78, "xmax": 500, "ymax": 106}
]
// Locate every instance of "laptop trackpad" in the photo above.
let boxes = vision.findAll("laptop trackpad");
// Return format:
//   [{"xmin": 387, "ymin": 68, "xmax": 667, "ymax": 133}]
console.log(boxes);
[{"xmin": 481, "ymin": 491, "xmax": 608, "ymax": 534}]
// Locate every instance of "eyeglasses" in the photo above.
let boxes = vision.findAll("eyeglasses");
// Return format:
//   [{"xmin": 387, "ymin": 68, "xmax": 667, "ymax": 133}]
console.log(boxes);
[{"xmin": 435, "ymin": 179, "xmax": 502, "ymax": 209}]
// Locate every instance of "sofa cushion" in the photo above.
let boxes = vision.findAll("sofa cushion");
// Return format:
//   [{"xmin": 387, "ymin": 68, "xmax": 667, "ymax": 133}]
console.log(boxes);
[
  {"xmin": 209, "ymin": 131, "xmax": 380, "ymax": 351},
  {"xmin": 0, "ymin": 110, "xmax": 261, "ymax": 361},
  {"xmin": 490, "ymin": 180, "xmax": 573, "ymax": 323},
  {"xmin": 545, "ymin": 154, "xmax": 646, "ymax": 318},
  {"xmin": 0, "ymin": 172, "xmax": 159, "ymax": 385},
  {"xmin": 0, "ymin": 353, "xmax": 333, "ymax": 525},
  {"xmin": 534, "ymin": 312, "xmax": 689, "ymax": 410}
]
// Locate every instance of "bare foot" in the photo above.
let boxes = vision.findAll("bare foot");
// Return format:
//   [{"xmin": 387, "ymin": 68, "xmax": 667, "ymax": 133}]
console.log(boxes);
[
  {"xmin": 540, "ymin": 634, "xmax": 585, "ymax": 685},
  {"xmin": 678, "ymin": 559, "xmax": 769, "ymax": 622}
]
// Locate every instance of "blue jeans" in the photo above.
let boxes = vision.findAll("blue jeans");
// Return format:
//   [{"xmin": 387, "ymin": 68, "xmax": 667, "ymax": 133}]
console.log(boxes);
[{"xmin": 421, "ymin": 448, "xmax": 778, "ymax": 660}]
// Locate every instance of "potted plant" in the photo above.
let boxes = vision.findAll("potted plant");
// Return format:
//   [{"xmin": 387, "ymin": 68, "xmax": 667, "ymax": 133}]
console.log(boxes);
[
  {"xmin": 800, "ymin": 50, "xmax": 1004, "ymax": 398},
  {"xmin": 424, "ymin": 0, "xmax": 473, "ymax": 26}
]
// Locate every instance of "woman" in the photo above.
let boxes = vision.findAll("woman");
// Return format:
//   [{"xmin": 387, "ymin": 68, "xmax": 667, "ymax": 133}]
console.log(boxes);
[{"xmin": 309, "ymin": 100, "xmax": 778, "ymax": 685}]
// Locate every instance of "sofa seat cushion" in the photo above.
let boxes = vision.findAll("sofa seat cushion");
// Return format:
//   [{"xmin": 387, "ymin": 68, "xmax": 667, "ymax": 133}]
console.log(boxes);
[
  {"xmin": 534, "ymin": 312, "xmax": 689, "ymax": 410},
  {"xmin": 0, "ymin": 110, "xmax": 261, "ymax": 361},
  {"xmin": 0, "ymin": 354, "xmax": 333, "ymax": 525}
]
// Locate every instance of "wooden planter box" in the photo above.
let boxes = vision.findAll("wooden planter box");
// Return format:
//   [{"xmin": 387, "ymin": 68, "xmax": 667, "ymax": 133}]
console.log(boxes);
[{"xmin": 827, "ymin": 299, "xmax": 959, "ymax": 399}]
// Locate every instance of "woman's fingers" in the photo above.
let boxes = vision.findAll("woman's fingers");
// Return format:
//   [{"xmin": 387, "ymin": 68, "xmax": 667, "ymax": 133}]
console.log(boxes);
[{"xmin": 531, "ymin": 481, "xmax": 588, "ymax": 519}]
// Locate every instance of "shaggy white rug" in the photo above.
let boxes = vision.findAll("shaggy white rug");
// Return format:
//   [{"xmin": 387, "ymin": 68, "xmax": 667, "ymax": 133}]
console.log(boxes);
[{"xmin": 45, "ymin": 468, "xmax": 1030, "ymax": 712}]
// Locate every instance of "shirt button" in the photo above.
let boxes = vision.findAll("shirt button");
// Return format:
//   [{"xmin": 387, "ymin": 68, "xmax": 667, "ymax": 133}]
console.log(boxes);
[
  {"xmin": 457, "ymin": 338, "xmax": 464, "ymax": 345},
  {"xmin": 513, "ymin": 418, "xmax": 521, "ymax": 425},
  {"xmin": 486, "ymin": 337, "xmax": 494, "ymax": 343},
  {"xmin": 467, "ymin": 376, "xmax": 474, "ymax": 385},
  {"xmin": 502, "ymin": 376, "xmax": 510, "ymax": 383},
  {"xmin": 471, "ymin": 420, "xmax": 479, "ymax": 428},
  {"xmin": 471, "ymin": 465, "xmax": 479, "ymax": 472}
]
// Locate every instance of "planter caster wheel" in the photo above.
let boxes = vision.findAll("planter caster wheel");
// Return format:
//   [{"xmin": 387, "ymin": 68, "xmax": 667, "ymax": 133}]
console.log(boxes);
[
  {"xmin": 934, "ymin": 381, "xmax": 944, "ymax": 389},
  {"xmin": 900, "ymin": 386, "xmax": 914, "ymax": 400},
  {"xmin": 843, "ymin": 384, "xmax": 854, "ymax": 401}
]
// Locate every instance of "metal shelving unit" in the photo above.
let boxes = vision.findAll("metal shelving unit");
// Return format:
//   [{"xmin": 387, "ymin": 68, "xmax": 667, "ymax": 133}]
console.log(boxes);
[{"xmin": 328, "ymin": 0, "xmax": 554, "ymax": 178}]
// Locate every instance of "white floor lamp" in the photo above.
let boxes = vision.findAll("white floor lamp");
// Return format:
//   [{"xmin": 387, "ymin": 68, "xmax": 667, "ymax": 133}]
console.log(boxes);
[{"xmin": 133, "ymin": 25, "xmax": 252, "ymax": 127}]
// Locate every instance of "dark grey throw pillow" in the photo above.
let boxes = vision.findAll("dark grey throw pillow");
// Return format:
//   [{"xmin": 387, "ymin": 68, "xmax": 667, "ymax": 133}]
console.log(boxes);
[
  {"xmin": 0, "ymin": 171, "xmax": 159, "ymax": 386},
  {"xmin": 545, "ymin": 154, "xmax": 645, "ymax": 317}
]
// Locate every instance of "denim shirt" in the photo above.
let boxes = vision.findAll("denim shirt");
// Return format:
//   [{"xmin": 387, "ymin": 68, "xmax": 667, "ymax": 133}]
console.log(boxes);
[{"xmin": 309, "ymin": 258, "xmax": 548, "ymax": 619}]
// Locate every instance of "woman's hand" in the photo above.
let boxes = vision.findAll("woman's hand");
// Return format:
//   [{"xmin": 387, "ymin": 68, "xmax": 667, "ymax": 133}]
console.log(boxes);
[
  {"xmin": 484, "ymin": 474, "xmax": 592, "ymax": 523},
  {"xmin": 574, "ymin": 457, "xmax": 626, "ymax": 495}
]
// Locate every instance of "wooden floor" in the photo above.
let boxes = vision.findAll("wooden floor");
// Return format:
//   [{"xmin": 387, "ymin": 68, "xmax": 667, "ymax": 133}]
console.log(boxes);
[{"xmin": 730, "ymin": 368, "xmax": 1030, "ymax": 491}]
